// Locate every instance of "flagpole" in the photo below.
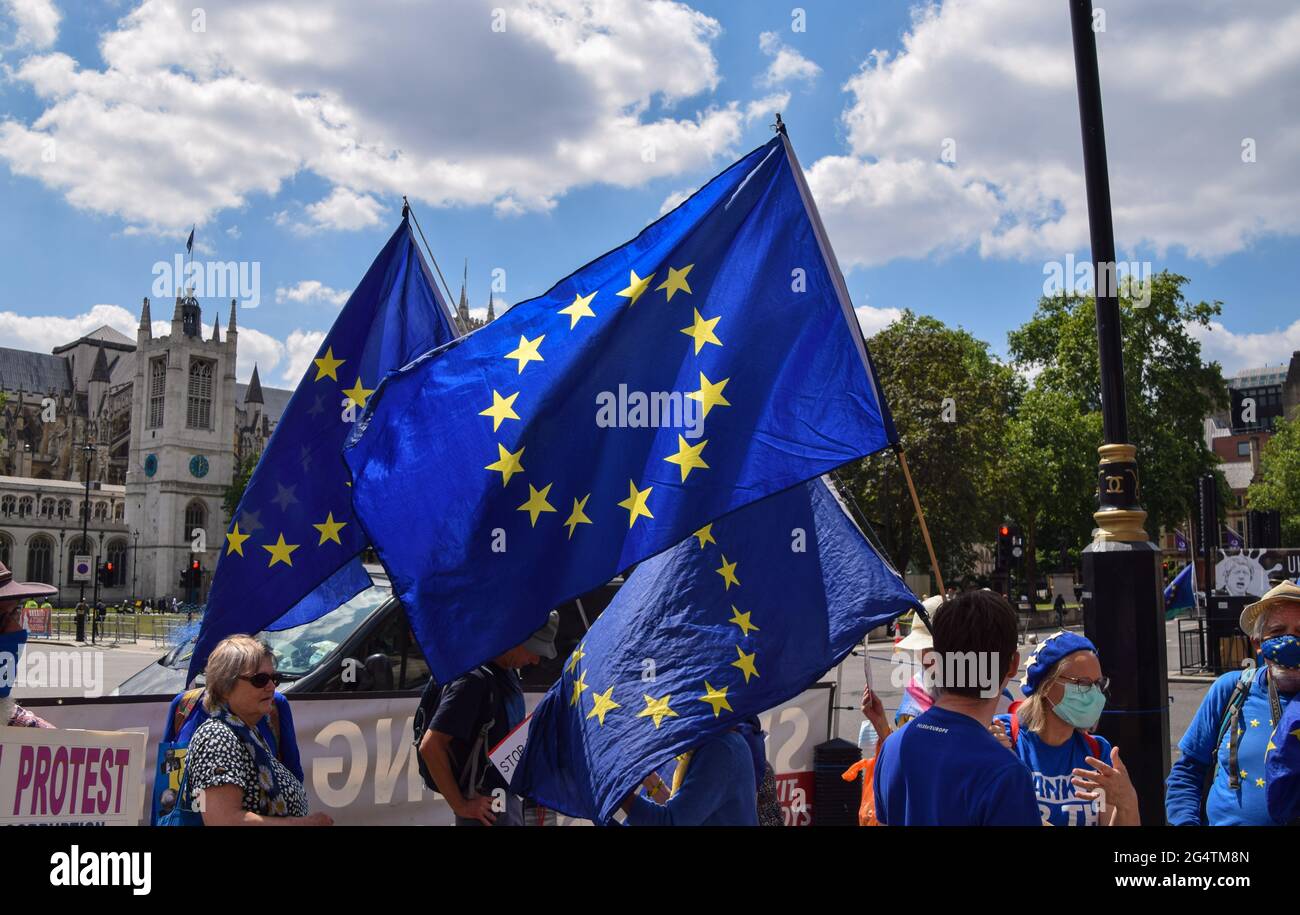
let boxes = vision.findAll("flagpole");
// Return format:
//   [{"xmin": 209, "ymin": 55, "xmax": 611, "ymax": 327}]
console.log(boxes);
[
  {"xmin": 776, "ymin": 114, "xmax": 947, "ymax": 602},
  {"xmin": 402, "ymin": 196, "xmax": 459, "ymax": 314}
]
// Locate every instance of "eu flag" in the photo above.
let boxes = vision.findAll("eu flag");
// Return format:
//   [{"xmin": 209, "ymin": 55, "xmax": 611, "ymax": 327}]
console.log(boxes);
[
  {"xmin": 344, "ymin": 134, "xmax": 897, "ymax": 684},
  {"xmin": 189, "ymin": 218, "xmax": 459, "ymax": 679},
  {"xmin": 512, "ymin": 476, "xmax": 919, "ymax": 824},
  {"xmin": 1164, "ymin": 562, "xmax": 1197, "ymax": 618}
]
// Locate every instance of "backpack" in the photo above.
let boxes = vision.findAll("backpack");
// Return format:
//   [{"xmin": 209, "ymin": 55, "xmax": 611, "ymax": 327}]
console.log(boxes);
[
  {"xmin": 412, "ymin": 667, "xmax": 498, "ymax": 797},
  {"xmin": 1006, "ymin": 700, "xmax": 1102, "ymax": 757},
  {"xmin": 152, "ymin": 687, "xmax": 283, "ymax": 826},
  {"xmin": 1205, "ymin": 664, "xmax": 1258, "ymax": 802}
]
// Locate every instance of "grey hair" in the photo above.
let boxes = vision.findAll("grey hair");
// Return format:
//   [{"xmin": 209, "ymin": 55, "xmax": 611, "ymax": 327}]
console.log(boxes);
[
  {"xmin": 203, "ymin": 635, "xmax": 273, "ymax": 713},
  {"xmin": 1253, "ymin": 605, "xmax": 1278, "ymax": 641}
]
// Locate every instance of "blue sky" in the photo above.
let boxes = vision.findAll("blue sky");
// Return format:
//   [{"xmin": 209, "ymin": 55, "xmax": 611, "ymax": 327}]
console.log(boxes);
[{"xmin": 1, "ymin": 0, "xmax": 1296, "ymax": 388}]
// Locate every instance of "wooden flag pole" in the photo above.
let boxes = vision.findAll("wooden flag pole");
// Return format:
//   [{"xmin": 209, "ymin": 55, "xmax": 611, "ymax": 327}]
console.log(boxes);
[{"xmin": 895, "ymin": 445, "xmax": 945, "ymax": 598}]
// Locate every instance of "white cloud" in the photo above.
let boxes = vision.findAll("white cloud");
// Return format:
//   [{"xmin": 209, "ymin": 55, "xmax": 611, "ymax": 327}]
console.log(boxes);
[
  {"xmin": 0, "ymin": 0, "xmax": 748, "ymax": 233},
  {"xmin": 855, "ymin": 304, "xmax": 904, "ymax": 338},
  {"xmin": 758, "ymin": 31, "xmax": 820, "ymax": 87},
  {"xmin": 805, "ymin": 0, "xmax": 1300, "ymax": 269},
  {"xmin": 3, "ymin": 0, "xmax": 60, "ymax": 49},
  {"xmin": 279, "ymin": 329, "xmax": 327, "ymax": 386},
  {"xmin": 1188, "ymin": 318, "xmax": 1300, "ymax": 376},
  {"xmin": 0, "ymin": 303, "xmax": 137, "ymax": 354},
  {"xmin": 743, "ymin": 92, "xmax": 790, "ymax": 126},
  {"xmin": 274, "ymin": 281, "xmax": 351, "ymax": 307},
  {"xmin": 658, "ymin": 186, "xmax": 697, "ymax": 216},
  {"xmin": 226, "ymin": 225, "xmax": 241, "ymax": 239},
  {"xmin": 300, "ymin": 187, "xmax": 385, "ymax": 233}
]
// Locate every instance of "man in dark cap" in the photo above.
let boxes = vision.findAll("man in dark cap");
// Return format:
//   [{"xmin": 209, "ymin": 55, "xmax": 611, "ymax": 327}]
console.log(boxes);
[
  {"xmin": 0, "ymin": 560, "xmax": 59, "ymax": 728},
  {"xmin": 419, "ymin": 611, "xmax": 559, "ymax": 826}
]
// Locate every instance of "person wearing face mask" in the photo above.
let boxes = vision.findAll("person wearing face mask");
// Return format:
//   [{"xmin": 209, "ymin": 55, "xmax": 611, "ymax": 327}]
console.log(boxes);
[
  {"xmin": 991, "ymin": 631, "xmax": 1139, "ymax": 826},
  {"xmin": 1255, "ymin": 583, "xmax": 1300, "ymax": 824},
  {"xmin": 1167, "ymin": 580, "xmax": 1300, "ymax": 826},
  {"xmin": 873, "ymin": 590, "xmax": 1039, "ymax": 826},
  {"xmin": 0, "ymin": 561, "xmax": 58, "ymax": 729}
]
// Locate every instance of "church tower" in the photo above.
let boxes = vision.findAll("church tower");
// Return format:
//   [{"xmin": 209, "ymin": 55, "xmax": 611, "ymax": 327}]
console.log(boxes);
[{"xmin": 125, "ymin": 294, "xmax": 239, "ymax": 602}]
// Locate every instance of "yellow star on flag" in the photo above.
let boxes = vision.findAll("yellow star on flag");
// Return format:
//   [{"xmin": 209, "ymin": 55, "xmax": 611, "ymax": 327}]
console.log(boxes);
[
  {"xmin": 564, "ymin": 494, "xmax": 593, "ymax": 539},
  {"xmin": 636, "ymin": 693, "xmax": 678, "ymax": 729},
  {"xmin": 1292, "ymin": 727, "xmax": 1300, "ymax": 741},
  {"xmin": 692, "ymin": 523, "xmax": 715, "ymax": 548},
  {"xmin": 615, "ymin": 269, "xmax": 655, "ymax": 306},
  {"xmin": 587, "ymin": 686, "xmax": 620, "ymax": 726},
  {"xmin": 570, "ymin": 669, "xmax": 589, "ymax": 707},
  {"xmin": 517, "ymin": 483, "xmax": 557, "ymax": 527},
  {"xmin": 728, "ymin": 605, "xmax": 759, "ymax": 637},
  {"xmin": 680, "ymin": 309, "xmax": 722, "ymax": 354},
  {"xmin": 312, "ymin": 512, "xmax": 347, "ymax": 545},
  {"xmin": 1268, "ymin": 739, "xmax": 1278, "ymax": 752},
  {"xmin": 505, "ymin": 333, "xmax": 545, "ymax": 374},
  {"xmin": 656, "ymin": 264, "xmax": 693, "ymax": 301},
  {"xmin": 664, "ymin": 435, "xmax": 709, "ymax": 482},
  {"xmin": 558, "ymin": 291, "xmax": 597, "ymax": 329},
  {"xmin": 686, "ymin": 372, "xmax": 731, "ymax": 419},
  {"xmin": 565, "ymin": 641, "xmax": 586, "ymax": 674},
  {"xmin": 225, "ymin": 523, "xmax": 250, "ymax": 556},
  {"xmin": 699, "ymin": 681, "xmax": 732, "ymax": 717},
  {"xmin": 479, "ymin": 390, "xmax": 520, "ymax": 431},
  {"xmin": 716, "ymin": 555, "xmax": 739, "ymax": 590},
  {"xmin": 342, "ymin": 377, "xmax": 374, "ymax": 410},
  {"xmin": 485, "ymin": 443, "xmax": 525, "ymax": 486},
  {"xmin": 1256, "ymin": 778, "xmax": 1266, "ymax": 787},
  {"xmin": 313, "ymin": 346, "xmax": 344, "ymax": 382},
  {"xmin": 263, "ymin": 533, "xmax": 299, "ymax": 568},
  {"xmin": 731, "ymin": 646, "xmax": 760, "ymax": 683},
  {"xmin": 617, "ymin": 480, "xmax": 654, "ymax": 528},
  {"xmin": 1239, "ymin": 769, "xmax": 1249, "ymax": 779},
  {"xmin": 1251, "ymin": 719, "xmax": 1260, "ymax": 727}
]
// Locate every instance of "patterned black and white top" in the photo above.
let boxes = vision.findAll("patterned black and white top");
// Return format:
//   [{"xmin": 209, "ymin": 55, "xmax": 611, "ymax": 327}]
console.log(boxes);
[{"xmin": 187, "ymin": 717, "xmax": 309, "ymax": 818}]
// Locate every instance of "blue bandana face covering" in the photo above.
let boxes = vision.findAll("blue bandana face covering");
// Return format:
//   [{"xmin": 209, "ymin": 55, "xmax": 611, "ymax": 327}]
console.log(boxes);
[
  {"xmin": 1052, "ymin": 682, "xmax": 1106, "ymax": 730},
  {"xmin": 0, "ymin": 630, "xmax": 27, "ymax": 698},
  {"xmin": 1262, "ymin": 634, "xmax": 1300, "ymax": 670}
]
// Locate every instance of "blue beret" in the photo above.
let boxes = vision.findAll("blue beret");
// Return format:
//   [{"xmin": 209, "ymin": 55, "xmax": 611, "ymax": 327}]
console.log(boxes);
[{"xmin": 1020, "ymin": 631, "xmax": 1097, "ymax": 697}]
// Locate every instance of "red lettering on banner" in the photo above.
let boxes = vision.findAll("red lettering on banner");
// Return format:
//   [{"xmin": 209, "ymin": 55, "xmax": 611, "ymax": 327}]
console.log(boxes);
[
  {"xmin": 113, "ymin": 749, "xmax": 129, "ymax": 813},
  {"xmin": 31, "ymin": 745, "xmax": 51, "ymax": 815},
  {"xmin": 775, "ymin": 772, "xmax": 813, "ymax": 826},
  {"xmin": 68, "ymin": 747, "xmax": 86, "ymax": 807},
  {"xmin": 14, "ymin": 745, "xmax": 33, "ymax": 815},
  {"xmin": 82, "ymin": 747, "xmax": 99, "ymax": 814},
  {"xmin": 49, "ymin": 746, "xmax": 68, "ymax": 815}
]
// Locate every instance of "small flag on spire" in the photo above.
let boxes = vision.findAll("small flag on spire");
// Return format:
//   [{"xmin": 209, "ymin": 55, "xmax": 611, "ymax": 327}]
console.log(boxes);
[{"xmin": 186, "ymin": 226, "xmax": 195, "ymax": 254}]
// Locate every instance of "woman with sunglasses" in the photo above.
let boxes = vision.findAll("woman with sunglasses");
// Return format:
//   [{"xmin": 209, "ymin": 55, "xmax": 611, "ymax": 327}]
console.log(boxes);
[
  {"xmin": 183, "ymin": 635, "xmax": 331, "ymax": 826},
  {"xmin": 991, "ymin": 631, "xmax": 1139, "ymax": 826}
]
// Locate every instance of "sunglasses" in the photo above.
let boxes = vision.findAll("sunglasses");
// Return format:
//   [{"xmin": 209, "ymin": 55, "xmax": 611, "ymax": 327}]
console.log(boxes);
[
  {"xmin": 1059, "ymin": 674, "xmax": 1110, "ymax": 694},
  {"xmin": 238, "ymin": 672, "xmax": 284, "ymax": 689}
]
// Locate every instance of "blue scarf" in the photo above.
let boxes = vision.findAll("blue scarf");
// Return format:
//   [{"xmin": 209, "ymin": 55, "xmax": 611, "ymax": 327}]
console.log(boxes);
[{"xmin": 216, "ymin": 706, "xmax": 290, "ymax": 816}]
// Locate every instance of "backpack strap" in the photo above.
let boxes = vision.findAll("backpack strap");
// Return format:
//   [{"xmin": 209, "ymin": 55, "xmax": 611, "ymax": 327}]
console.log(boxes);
[
  {"xmin": 462, "ymin": 666, "xmax": 499, "ymax": 798},
  {"xmin": 1083, "ymin": 732, "xmax": 1101, "ymax": 758},
  {"xmin": 171, "ymin": 688, "xmax": 205, "ymax": 741}
]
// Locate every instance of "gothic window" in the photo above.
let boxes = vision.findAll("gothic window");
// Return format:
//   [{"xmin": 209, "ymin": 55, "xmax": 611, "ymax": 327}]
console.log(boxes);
[
  {"xmin": 93, "ymin": 501, "xmax": 108, "ymax": 521},
  {"xmin": 58, "ymin": 498, "xmax": 72, "ymax": 519},
  {"xmin": 17, "ymin": 496, "xmax": 33, "ymax": 517},
  {"xmin": 184, "ymin": 500, "xmax": 207, "ymax": 544},
  {"xmin": 187, "ymin": 358, "xmax": 215, "ymax": 430},
  {"xmin": 1, "ymin": 495, "xmax": 14, "ymax": 517},
  {"xmin": 39, "ymin": 498, "xmax": 55, "ymax": 518},
  {"xmin": 148, "ymin": 356, "xmax": 166, "ymax": 428},
  {"xmin": 106, "ymin": 539, "xmax": 128, "ymax": 587},
  {"xmin": 27, "ymin": 535, "xmax": 53, "ymax": 585},
  {"xmin": 113, "ymin": 502, "xmax": 125, "ymax": 522},
  {"xmin": 0, "ymin": 533, "xmax": 10, "ymax": 569}
]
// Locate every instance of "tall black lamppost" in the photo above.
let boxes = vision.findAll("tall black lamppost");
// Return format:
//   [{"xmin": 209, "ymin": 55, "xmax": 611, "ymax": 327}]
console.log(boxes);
[
  {"xmin": 78, "ymin": 442, "xmax": 95, "ymax": 605},
  {"xmin": 131, "ymin": 529, "xmax": 139, "ymax": 607},
  {"xmin": 1068, "ymin": 0, "xmax": 1169, "ymax": 826}
]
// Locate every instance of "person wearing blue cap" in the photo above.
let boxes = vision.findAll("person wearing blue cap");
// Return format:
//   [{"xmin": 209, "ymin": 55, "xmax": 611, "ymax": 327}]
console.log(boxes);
[{"xmin": 992, "ymin": 630, "xmax": 1138, "ymax": 826}]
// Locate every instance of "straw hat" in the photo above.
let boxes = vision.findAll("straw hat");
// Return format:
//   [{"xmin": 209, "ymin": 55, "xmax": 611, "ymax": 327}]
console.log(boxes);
[{"xmin": 1240, "ymin": 580, "xmax": 1300, "ymax": 635}]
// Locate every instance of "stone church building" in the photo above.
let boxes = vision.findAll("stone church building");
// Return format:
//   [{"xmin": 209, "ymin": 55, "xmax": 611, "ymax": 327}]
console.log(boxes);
[{"xmin": 0, "ymin": 295, "xmax": 289, "ymax": 605}]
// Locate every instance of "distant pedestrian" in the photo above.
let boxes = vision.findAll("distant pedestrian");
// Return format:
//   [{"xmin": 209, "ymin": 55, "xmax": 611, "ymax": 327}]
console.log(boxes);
[{"xmin": 74, "ymin": 599, "xmax": 87, "ymax": 642}]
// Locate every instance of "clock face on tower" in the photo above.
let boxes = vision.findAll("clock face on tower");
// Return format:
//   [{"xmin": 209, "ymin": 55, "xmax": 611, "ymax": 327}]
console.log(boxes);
[
  {"xmin": 189, "ymin": 454, "xmax": 210, "ymax": 479},
  {"xmin": 143, "ymin": 453, "xmax": 158, "ymax": 477}
]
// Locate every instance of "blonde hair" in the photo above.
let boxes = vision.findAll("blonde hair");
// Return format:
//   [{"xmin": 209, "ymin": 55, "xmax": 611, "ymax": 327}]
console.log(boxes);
[
  {"xmin": 203, "ymin": 635, "xmax": 273, "ymax": 713},
  {"xmin": 1017, "ymin": 659, "xmax": 1068, "ymax": 734}
]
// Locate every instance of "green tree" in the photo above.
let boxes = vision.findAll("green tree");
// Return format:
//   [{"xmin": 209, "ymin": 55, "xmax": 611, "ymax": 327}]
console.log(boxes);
[
  {"xmin": 1007, "ymin": 272, "xmax": 1227, "ymax": 539},
  {"xmin": 1003, "ymin": 386, "xmax": 1102, "ymax": 594},
  {"xmin": 223, "ymin": 455, "xmax": 258, "ymax": 523},
  {"xmin": 1248, "ymin": 416, "xmax": 1300, "ymax": 543},
  {"xmin": 840, "ymin": 311, "xmax": 1020, "ymax": 588}
]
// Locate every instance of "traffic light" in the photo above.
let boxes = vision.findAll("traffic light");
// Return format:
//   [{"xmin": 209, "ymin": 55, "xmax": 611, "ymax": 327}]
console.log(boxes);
[
  {"xmin": 996, "ymin": 525, "xmax": 1012, "ymax": 570},
  {"xmin": 97, "ymin": 561, "xmax": 114, "ymax": 587},
  {"xmin": 189, "ymin": 559, "xmax": 202, "ymax": 590}
]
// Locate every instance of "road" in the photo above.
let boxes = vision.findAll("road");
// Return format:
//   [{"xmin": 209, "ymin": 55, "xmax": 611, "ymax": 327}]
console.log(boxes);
[{"xmin": 10, "ymin": 640, "xmax": 166, "ymax": 700}]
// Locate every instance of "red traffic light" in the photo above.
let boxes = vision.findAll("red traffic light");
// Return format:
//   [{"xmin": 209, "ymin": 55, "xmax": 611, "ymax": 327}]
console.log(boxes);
[
  {"xmin": 105, "ymin": 562, "xmax": 113, "ymax": 572},
  {"xmin": 191, "ymin": 560, "xmax": 200, "ymax": 570},
  {"xmin": 1000, "ymin": 525, "xmax": 1010, "ymax": 537}
]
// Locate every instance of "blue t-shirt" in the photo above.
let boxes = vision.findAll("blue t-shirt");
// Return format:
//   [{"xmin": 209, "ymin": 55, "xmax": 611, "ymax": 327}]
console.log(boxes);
[
  {"xmin": 994, "ymin": 713, "xmax": 1112, "ymax": 827},
  {"xmin": 1266, "ymin": 683, "xmax": 1300, "ymax": 825},
  {"xmin": 874, "ymin": 706, "xmax": 1039, "ymax": 826},
  {"xmin": 1177, "ymin": 667, "xmax": 1293, "ymax": 826}
]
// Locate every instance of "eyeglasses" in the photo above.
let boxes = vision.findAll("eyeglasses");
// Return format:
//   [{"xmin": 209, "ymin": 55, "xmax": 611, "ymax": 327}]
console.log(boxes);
[
  {"xmin": 238, "ymin": 672, "xmax": 284, "ymax": 689},
  {"xmin": 1059, "ymin": 674, "xmax": 1110, "ymax": 694}
]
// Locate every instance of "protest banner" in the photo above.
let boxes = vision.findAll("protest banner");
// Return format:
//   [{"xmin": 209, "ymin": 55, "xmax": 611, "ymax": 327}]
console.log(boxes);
[{"xmin": 0, "ymin": 727, "xmax": 148, "ymax": 826}]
